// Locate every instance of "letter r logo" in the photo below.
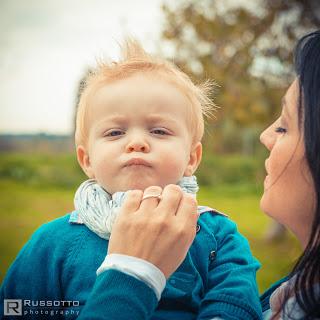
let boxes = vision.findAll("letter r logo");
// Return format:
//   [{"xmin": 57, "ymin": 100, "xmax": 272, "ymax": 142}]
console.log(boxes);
[{"xmin": 4, "ymin": 299, "xmax": 22, "ymax": 316}]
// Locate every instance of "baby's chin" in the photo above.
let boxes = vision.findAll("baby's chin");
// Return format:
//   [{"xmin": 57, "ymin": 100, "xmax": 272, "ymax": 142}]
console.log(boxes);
[{"xmin": 107, "ymin": 181, "xmax": 173, "ymax": 194}]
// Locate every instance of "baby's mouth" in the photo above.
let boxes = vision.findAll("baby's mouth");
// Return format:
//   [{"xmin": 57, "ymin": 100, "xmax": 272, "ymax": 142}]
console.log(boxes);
[{"xmin": 124, "ymin": 158, "xmax": 152, "ymax": 168}]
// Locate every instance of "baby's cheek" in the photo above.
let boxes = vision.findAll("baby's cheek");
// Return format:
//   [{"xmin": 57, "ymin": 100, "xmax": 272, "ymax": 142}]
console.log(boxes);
[
  {"xmin": 93, "ymin": 161, "xmax": 110, "ymax": 182},
  {"xmin": 163, "ymin": 157, "xmax": 187, "ymax": 179}
]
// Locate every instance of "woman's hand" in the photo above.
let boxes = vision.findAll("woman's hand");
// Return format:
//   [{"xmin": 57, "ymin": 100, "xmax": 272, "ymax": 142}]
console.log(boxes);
[{"xmin": 107, "ymin": 184, "xmax": 199, "ymax": 279}]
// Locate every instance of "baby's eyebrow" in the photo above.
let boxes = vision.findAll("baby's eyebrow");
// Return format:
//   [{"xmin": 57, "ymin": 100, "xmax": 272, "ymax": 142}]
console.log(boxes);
[
  {"xmin": 94, "ymin": 116, "xmax": 127, "ymax": 131},
  {"xmin": 99, "ymin": 115, "xmax": 127, "ymax": 124},
  {"xmin": 146, "ymin": 114, "xmax": 179, "ymax": 125}
]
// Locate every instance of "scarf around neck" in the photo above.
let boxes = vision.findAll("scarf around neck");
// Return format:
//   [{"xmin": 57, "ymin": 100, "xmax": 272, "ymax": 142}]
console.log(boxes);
[{"xmin": 74, "ymin": 176, "xmax": 199, "ymax": 240}]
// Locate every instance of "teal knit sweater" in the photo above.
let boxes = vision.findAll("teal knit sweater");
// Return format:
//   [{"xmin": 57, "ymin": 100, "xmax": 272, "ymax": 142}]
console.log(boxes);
[{"xmin": 1, "ymin": 210, "xmax": 262, "ymax": 319}]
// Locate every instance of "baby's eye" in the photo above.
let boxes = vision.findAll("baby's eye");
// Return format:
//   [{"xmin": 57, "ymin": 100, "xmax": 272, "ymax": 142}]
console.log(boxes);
[
  {"xmin": 151, "ymin": 128, "xmax": 169, "ymax": 135},
  {"xmin": 275, "ymin": 127, "xmax": 287, "ymax": 134},
  {"xmin": 105, "ymin": 130, "xmax": 124, "ymax": 137}
]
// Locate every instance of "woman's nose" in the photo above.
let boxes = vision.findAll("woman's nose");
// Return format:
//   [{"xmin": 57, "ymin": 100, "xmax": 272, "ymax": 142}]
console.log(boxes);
[
  {"xmin": 260, "ymin": 125, "xmax": 275, "ymax": 151},
  {"xmin": 125, "ymin": 135, "xmax": 150, "ymax": 153}
]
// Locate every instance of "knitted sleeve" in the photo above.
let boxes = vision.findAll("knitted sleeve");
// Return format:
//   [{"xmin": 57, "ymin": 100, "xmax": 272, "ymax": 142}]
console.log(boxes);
[
  {"xmin": 0, "ymin": 215, "xmax": 158, "ymax": 320},
  {"xmin": 0, "ymin": 218, "xmax": 68, "ymax": 319},
  {"xmin": 78, "ymin": 269, "xmax": 158, "ymax": 320},
  {"xmin": 198, "ymin": 215, "xmax": 263, "ymax": 320}
]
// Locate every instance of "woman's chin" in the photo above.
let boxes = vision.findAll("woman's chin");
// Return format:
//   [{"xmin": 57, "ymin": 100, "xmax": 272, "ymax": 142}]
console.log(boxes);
[
  {"xmin": 260, "ymin": 193, "xmax": 279, "ymax": 223},
  {"xmin": 259, "ymin": 193, "xmax": 270, "ymax": 216}
]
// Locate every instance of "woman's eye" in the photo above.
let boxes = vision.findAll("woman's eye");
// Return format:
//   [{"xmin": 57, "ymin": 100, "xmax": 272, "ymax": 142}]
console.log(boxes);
[
  {"xmin": 105, "ymin": 130, "xmax": 124, "ymax": 137},
  {"xmin": 151, "ymin": 129, "xmax": 168, "ymax": 135},
  {"xmin": 275, "ymin": 127, "xmax": 287, "ymax": 134}
]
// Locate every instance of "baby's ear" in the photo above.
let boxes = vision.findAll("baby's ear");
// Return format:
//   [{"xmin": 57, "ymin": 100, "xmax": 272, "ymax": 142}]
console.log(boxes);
[
  {"xmin": 184, "ymin": 142, "xmax": 202, "ymax": 176},
  {"xmin": 76, "ymin": 145, "xmax": 95, "ymax": 178}
]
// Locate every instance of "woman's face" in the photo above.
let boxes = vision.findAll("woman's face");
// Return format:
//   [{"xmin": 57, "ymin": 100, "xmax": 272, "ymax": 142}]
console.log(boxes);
[{"xmin": 260, "ymin": 79, "xmax": 316, "ymax": 247}]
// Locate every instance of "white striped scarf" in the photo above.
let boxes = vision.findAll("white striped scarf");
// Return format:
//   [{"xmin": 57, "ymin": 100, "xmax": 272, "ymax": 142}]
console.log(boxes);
[{"xmin": 74, "ymin": 176, "xmax": 199, "ymax": 240}]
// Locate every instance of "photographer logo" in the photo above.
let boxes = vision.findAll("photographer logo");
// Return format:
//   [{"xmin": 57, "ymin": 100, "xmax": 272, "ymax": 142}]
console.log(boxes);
[{"xmin": 4, "ymin": 299, "xmax": 22, "ymax": 316}]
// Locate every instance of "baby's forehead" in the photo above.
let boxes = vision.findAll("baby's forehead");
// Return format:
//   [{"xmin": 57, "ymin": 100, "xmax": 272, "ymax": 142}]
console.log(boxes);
[
  {"xmin": 91, "ymin": 72, "xmax": 188, "ymax": 100},
  {"xmin": 87, "ymin": 99, "xmax": 192, "ymax": 130},
  {"xmin": 84, "ymin": 88, "xmax": 195, "ymax": 143},
  {"xmin": 88, "ymin": 74, "xmax": 193, "ymax": 117}
]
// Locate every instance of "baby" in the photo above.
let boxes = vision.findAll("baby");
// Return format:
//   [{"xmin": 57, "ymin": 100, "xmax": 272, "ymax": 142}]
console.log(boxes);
[{"xmin": 1, "ymin": 40, "xmax": 262, "ymax": 319}]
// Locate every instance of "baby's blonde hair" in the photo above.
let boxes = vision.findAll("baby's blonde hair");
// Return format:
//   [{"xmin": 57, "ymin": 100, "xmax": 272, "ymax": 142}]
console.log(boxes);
[{"xmin": 75, "ymin": 39, "xmax": 216, "ymax": 147}]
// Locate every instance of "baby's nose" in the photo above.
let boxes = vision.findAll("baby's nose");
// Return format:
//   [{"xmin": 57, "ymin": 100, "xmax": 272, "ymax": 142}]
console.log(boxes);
[{"xmin": 126, "ymin": 138, "xmax": 150, "ymax": 153}]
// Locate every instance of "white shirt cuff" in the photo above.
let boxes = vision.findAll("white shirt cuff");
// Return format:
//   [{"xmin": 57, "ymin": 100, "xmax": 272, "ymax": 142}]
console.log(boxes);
[{"xmin": 97, "ymin": 253, "xmax": 166, "ymax": 301}]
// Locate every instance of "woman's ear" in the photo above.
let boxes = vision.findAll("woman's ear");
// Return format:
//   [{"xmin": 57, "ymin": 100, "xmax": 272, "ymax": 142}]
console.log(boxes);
[
  {"xmin": 184, "ymin": 142, "xmax": 202, "ymax": 176},
  {"xmin": 76, "ymin": 145, "xmax": 95, "ymax": 178}
]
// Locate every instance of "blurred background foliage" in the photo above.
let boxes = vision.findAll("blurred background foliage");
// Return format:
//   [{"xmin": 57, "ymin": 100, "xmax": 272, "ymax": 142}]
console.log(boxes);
[
  {"xmin": 161, "ymin": 0, "xmax": 320, "ymax": 154},
  {"xmin": 1, "ymin": 0, "xmax": 320, "ymax": 292}
]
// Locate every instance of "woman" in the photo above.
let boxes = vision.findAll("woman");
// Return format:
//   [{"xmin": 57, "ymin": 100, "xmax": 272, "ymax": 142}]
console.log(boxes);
[
  {"xmin": 259, "ymin": 30, "xmax": 320, "ymax": 319},
  {"xmin": 79, "ymin": 30, "xmax": 320, "ymax": 319}
]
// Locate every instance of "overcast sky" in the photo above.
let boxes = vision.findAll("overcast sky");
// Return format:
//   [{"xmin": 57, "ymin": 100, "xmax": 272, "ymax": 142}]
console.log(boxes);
[{"xmin": 0, "ymin": 0, "xmax": 165, "ymax": 134}]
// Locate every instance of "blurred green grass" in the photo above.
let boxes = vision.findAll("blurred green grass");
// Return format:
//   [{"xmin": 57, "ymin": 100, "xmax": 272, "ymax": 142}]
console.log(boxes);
[{"xmin": 0, "ymin": 152, "xmax": 301, "ymax": 293}]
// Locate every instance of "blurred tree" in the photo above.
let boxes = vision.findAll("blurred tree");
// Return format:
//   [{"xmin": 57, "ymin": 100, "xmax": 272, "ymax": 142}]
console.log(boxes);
[{"xmin": 161, "ymin": 0, "xmax": 320, "ymax": 153}]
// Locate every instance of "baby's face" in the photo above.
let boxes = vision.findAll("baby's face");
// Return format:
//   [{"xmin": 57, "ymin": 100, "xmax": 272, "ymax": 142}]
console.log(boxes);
[{"xmin": 77, "ymin": 73, "xmax": 201, "ymax": 193}]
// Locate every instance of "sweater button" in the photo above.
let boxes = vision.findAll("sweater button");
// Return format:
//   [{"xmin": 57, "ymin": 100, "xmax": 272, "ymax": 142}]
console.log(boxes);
[
  {"xmin": 209, "ymin": 250, "xmax": 216, "ymax": 261},
  {"xmin": 196, "ymin": 224, "xmax": 201, "ymax": 233}
]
